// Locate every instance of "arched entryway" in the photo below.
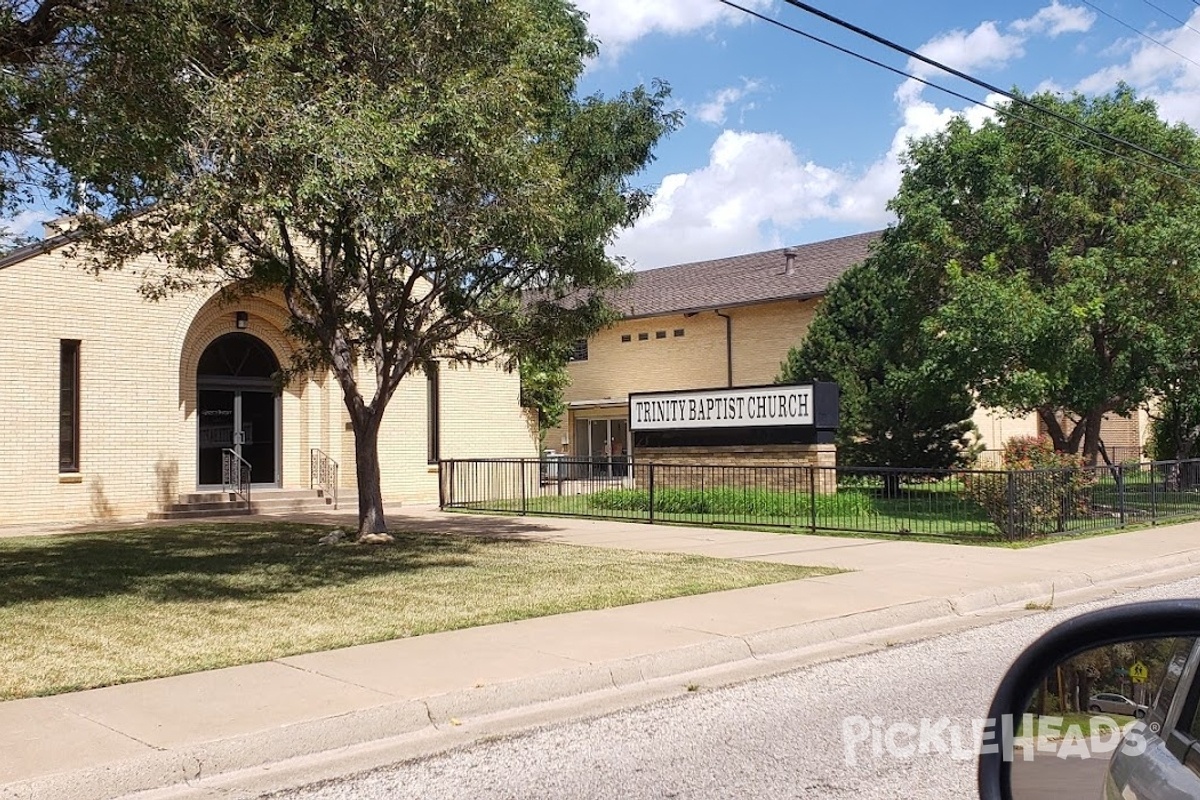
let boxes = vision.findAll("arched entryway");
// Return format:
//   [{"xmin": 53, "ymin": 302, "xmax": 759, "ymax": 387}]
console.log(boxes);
[{"xmin": 196, "ymin": 332, "xmax": 282, "ymax": 488}]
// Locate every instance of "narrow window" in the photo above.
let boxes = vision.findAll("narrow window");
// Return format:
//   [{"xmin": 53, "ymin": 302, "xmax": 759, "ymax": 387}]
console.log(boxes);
[
  {"xmin": 620, "ymin": 334, "xmax": 631, "ymax": 343},
  {"xmin": 674, "ymin": 328, "xmax": 685, "ymax": 337},
  {"xmin": 59, "ymin": 340, "xmax": 80, "ymax": 472},
  {"xmin": 568, "ymin": 339, "xmax": 589, "ymax": 361},
  {"xmin": 426, "ymin": 363, "xmax": 440, "ymax": 464}
]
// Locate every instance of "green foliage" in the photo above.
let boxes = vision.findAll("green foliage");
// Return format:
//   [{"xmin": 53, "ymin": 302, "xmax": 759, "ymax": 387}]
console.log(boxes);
[
  {"xmin": 899, "ymin": 88, "xmax": 1200, "ymax": 463},
  {"xmin": 586, "ymin": 487, "xmax": 873, "ymax": 519},
  {"xmin": 964, "ymin": 436, "xmax": 1093, "ymax": 539},
  {"xmin": 779, "ymin": 255, "xmax": 980, "ymax": 470},
  {"xmin": 1148, "ymin": 379, "xmax": 1200, "ymax": 462},
  {"xmin": 0, "ymin": 0, "xmax": 281, "ymax": 215},
  {"xmin": 519, "ymin": 350, "xmax": 572, "ymax": 437}
]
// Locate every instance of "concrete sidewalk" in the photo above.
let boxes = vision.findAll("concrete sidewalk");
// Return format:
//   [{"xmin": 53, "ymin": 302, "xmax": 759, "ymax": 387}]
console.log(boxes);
[{"xmin": 3, "ymin": 510, "xmax": 1200, "ymax": 800}]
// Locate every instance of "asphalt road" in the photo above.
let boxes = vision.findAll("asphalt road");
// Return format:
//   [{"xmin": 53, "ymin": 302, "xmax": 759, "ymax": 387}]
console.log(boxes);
[{"xmin": 273, "ymin": 578, "xmax": 1200, "ymax": 800}]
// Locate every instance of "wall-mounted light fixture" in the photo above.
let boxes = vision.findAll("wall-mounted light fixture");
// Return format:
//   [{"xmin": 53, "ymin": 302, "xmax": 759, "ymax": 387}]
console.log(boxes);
[{"xmin": 235, "ymin": 311, "xmax": 249, "ymax": 329}]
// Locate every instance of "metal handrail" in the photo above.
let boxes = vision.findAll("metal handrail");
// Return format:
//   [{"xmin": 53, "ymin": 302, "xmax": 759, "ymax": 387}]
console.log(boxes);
[
  {"xmin": 310, "ymin": 448, "xmax": 339, "ymax": 510},
  {"xmin": 221, "ymin": 448, "xmax": 252, "ymax": 504}
]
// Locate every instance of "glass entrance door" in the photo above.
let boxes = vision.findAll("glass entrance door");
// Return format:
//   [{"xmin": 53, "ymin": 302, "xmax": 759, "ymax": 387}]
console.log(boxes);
[
  {"xmin": 196, "ymin": 333, "xmax": 282, "ymax": 489},
  {"xmin": 198, "ymin": 389, "xmax": 236, "ymax": 487},
  {"xmin": 239, "ymin": 390, "xmax": 277, "ymax": 486},
  {"xmin": 574, "ymin": 417, "xmax": 630, "ymax": 478},
  {"xmin": 196, "ymin": 389, "xmax": 278, "ymax": 487}
]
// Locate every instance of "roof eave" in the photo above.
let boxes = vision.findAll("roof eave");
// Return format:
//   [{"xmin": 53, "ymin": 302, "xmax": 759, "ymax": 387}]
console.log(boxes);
[{"xmin": 616, "ymin": 290, "xmax": 826, "ymax": 321}]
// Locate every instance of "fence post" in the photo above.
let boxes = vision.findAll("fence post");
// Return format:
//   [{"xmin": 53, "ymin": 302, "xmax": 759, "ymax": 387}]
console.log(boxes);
[
  {"xmin": 1117, "ymin": 463, "xmax": 1126, "ymax": 528},
  {"xmin": 648, "ymin": 462, "xmax": 656, "ymax": 524},
  {"xmin": 437, "ymin": 460, "xmax": 446, "ymax": 508},
  {"xmin": 1149, "ymin": 462, "xmax": 1158, "ymax": 524},
  {"xmin": 808, "ymin": 465, "xmax": 817, "ymax": 533},
  {"xmin": 520, "ymin": 459, "xmax": 527, "ymax": 516},
  {"xmin": 1006, "ymin": 471, "xmax": 1017, "ymax": 542}
]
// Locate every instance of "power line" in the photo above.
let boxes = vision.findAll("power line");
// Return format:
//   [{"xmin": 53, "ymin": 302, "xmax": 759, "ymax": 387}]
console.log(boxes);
[
  {"xmin": 772, "ymin": 0, "xmax": 1200, "ymax": 179},
  {"xmin": 717, "ymin": 0, "xmax": 1200, "ymax": 188},
  {"xmin": 1080, "ymin": 0, "xmax": 1200, "ymax": 71},
  {"xmin": 1138, "ymin": 0, "xmax": 1200, "ymax": 39}
]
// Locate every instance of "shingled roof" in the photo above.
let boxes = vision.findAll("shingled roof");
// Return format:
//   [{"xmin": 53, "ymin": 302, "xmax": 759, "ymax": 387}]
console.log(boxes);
[{"xmin": 606, "ymin": 229, "xmax": 882, "ymax": 319}]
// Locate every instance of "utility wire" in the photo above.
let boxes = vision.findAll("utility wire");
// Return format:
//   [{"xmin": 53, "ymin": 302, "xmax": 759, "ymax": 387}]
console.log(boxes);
[
  {"xmin": 1080, "ymin": 0, "xmax": 1200, "ymax": 71},
  {"xmin": 1138, "ymin": 0, "xmax": 1200, "ymax": 39},
  {"xmin": 771, "ymin": 0, "xmax": 1200, "ymax": 179},
  {"xmin": 718, "ymin": 0, "xmax": 1200, "ymax": 188}
]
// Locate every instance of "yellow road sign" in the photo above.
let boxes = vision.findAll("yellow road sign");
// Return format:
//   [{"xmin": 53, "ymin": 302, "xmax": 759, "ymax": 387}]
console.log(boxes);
[{"xmin": 1130, "ymin": 661, "xmax": 1149, "ymax": 684}]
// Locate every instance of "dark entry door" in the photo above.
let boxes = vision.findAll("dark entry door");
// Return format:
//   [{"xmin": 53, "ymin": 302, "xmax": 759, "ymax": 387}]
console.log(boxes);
[
  {"xmin": 198, "ymin": 389, "xmax": 237, "ymax": 487},
  {"xmin": 196, "ymin": 332, "xmax": 282, "ymax": 488},
  {"xmin": 197, "ymin": 389, "xmax": 278, "ymax": 487},
  {"xmin": 238, "ymin": 390, "xmax": 277, "ymax": 486}
]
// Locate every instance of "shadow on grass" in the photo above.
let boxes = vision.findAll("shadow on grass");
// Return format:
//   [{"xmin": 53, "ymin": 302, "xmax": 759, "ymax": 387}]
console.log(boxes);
[{"xmin": 0, "ymin": 519, "xmax": 552, "ymax": 606}]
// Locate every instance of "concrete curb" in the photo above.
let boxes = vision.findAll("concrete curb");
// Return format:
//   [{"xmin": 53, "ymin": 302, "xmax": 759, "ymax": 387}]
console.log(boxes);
[{"xmin": 4, "ymin": 559, "xmax": 1198, "ymax": 800}]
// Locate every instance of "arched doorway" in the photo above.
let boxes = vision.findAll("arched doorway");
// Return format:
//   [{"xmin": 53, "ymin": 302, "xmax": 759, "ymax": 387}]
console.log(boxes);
[{"xmin": 196, "ymin": 332, "xmax": 281, "ymax": 488}]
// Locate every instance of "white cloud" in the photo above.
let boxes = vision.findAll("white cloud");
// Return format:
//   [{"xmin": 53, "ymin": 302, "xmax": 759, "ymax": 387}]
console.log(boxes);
[
  {"xmin": 573, "ymin": 0, "xmax": 771, "ymax": 58},
  {"xmin": 1074, "ymin": 8, "xmax": 1200, "ymax": 127},
  {"xmin": 1, "ymin": 208, "xmax": 53, "ymax": 240},
  {"xmin": 908, "ymin": 21, "xmax": 1025, "ymax": 80},
  {"xmin": 611, "ymin": 131, "xmax": 845, "ymax": 268},
  {"xmin": 695, "ymin": 79, "xmax": 763, "ymax": 125},
  {"xmin": 1011, "ymin": 1, "xmax": 1095, "ymax": 37}
]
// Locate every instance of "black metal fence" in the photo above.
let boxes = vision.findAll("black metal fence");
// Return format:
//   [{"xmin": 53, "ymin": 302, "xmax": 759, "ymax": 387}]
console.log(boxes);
[
  {"xmin": 438, "ymin": 457, "xmax": 1200, "ymax": 541},
  {"xmin": 975, "ymin": 446, "xmax": 1145, "ymax": 468}
]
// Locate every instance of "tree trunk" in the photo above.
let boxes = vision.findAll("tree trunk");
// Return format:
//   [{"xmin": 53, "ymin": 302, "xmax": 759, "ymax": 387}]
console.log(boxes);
[
  {"xmin": 350, "ymin": 411, "xmax": 389, "ymax": 537},
  {"xmin": 1081, "ymin": 410, "xmax": 1104, "ymax": 467}
]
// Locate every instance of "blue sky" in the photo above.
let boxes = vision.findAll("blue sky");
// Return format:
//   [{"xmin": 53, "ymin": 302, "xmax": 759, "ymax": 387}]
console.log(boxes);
[{"xmin": 573, "ymin": 0, "xmax": 1200, "ymax": 268}]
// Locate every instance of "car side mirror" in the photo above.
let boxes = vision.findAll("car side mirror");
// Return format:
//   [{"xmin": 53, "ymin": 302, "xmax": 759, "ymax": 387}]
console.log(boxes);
[{"xmin": 979, "ymin": 599, "xmax": 1200, "ymax": 800}]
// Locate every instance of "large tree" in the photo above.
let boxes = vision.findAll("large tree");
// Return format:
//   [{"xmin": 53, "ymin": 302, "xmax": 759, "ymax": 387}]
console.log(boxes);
[
  {"xmin": 778, "ymin": 244, "xmax": 979, "ymax": 473},
  {"xmin": 79, "ymin": 0, "xmax": 679, "ymax": 538},
  {"xmin": 0, "ymin": 0, "xmax": 282, "ymax": 229},
  {"xmin": 892, "ymin": 88, "xmax": 1200, "ymax": 464}
]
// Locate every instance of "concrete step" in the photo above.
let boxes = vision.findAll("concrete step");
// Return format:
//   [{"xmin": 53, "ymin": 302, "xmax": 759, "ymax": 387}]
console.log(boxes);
[
  {"xmin": 151, "ymin": 488, "xmax": 334, "ymax": 521},
  {"xmin": 159, "ymin": 500, "xmax": 252, "ymax": 513},
  {"xmin": 147, "ymin": 506, "xmax": 250, "ymax": 520},
  {"xmin": 177, "ymin": 488, "xmax": 328, "ymax": 504},
  {"xmin": 247, "ymin": 497, "xmax": 334, "ymax": 513},
  {"xmin": 178, "ymin": 492, "xmax": 240, "ymax": 504}
]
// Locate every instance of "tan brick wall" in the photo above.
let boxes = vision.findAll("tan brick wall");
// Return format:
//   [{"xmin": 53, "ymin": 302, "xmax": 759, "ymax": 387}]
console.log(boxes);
[
  {"xmin": 972, "ymin": 408, "xmax": 1040, "ymax": 450},
  {"xmin": 630, "ymin": 445, "xmax": 838, "ymax": 493},
  {"xmin": 0, "ymin": 245, "xmax": 537, "ymax": 524},
  {"xmin": 551, "ymin": 299, "xmax": 820, "ymax": 454}
]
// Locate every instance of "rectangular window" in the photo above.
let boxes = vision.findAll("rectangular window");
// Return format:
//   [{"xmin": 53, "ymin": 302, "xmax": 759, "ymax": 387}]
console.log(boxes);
[
  {"xmin": 674, "ymin": 328, "xmax": 685, "ymax": 337},
  {"xmin": 59, "ymin": 340, "xmax": 80, "ymax": 472},
  {"xmin": 620, "ymin": 334, "xmax": 631, "ymax": 343},
  {"xmin": 568, "ymin": 339, "xmax": 589, "ymax": 362},
  {"xmin": 637, "ymin": 332, "xmax": 649, "ymax": 341},
  {"xmin": 427, "ymin": 364, "xmax": 440, "ymax": 464},
  {"xmin": 655, "ymin": 330, "xmax": 666, "ymax": 339}
]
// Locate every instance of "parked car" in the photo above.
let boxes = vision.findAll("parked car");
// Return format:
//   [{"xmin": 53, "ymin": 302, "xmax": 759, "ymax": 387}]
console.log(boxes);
[{"xmin": 1088, "ymin": 691, "xmax": 1148, "ymax": 718}]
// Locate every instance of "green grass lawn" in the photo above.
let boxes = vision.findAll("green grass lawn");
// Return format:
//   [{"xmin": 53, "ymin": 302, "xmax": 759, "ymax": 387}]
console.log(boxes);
[{"xmin": 0, "ymin": 522, "xmax": 838, "ymax": 700}]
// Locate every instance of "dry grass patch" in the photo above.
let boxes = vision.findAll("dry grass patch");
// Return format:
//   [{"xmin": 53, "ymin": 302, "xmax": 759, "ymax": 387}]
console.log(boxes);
[{"xmin": 0, "ymin": 522, "xmax": 837, "ymax": 699}]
